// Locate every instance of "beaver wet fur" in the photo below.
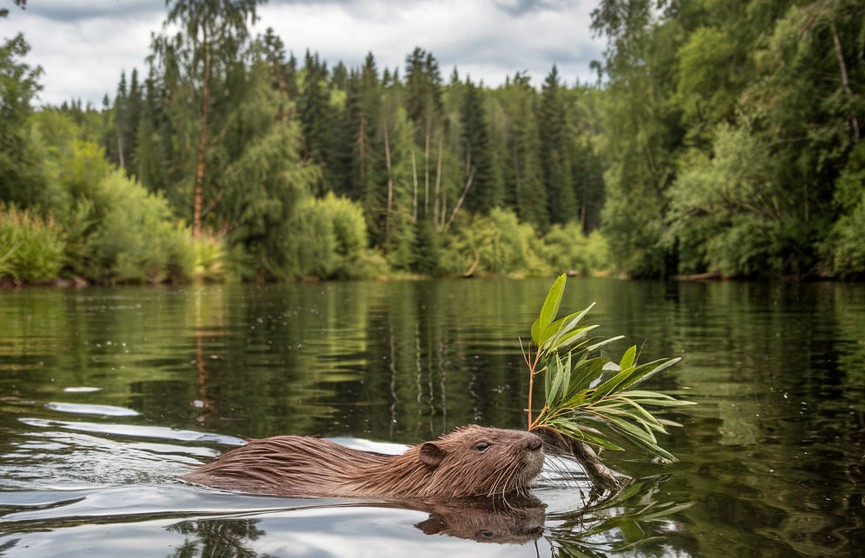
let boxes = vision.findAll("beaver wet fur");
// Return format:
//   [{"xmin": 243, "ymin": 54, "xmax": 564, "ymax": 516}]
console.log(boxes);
[{"xmin": 183, "ymin": 425, "xmax": 545, "ymax": 499}]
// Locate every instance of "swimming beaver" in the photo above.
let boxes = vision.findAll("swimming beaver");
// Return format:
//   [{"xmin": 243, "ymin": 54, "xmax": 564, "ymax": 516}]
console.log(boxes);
[{"xmin": 183, "ymin": 425, "xmax": 545, "ymax": 499}]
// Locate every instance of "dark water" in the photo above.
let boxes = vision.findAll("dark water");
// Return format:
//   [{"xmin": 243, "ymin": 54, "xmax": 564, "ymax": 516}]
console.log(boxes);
[{"xmin": 0, "ymin": 278, "xmax": 863, "ymax": 557}]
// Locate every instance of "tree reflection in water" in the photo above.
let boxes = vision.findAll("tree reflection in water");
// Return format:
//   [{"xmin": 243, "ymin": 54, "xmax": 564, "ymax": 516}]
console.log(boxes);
[{"xmin": 168, "ymin": 518, "xmax": 265, "ymax": 558}]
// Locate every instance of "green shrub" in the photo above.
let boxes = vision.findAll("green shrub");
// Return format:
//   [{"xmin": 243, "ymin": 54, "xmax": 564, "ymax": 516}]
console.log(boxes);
[
  {"xmin": 85, "ymin": 171, "xmax": 194, "ymax": 283},
  {"xmin": 284, "ymin": 193, "xmax": 375, "ymax": 280},
  {"xmin": 443, "ymin": 208, "xmax": 549, "ymax": 276},
  {"xmin": 826, "ymin": 193, "xmax": 865, "ymax": 276},
  {"xmin": 383, "ymin": 210, "xmax": 417, "ymax": 272},
  {"xmin": 0, "ymin": 205, "xmax": 64, "ymax": 282},
  {"xmin": 542, "ymin": 223, "xmax": 610, "ymax": 275},
  {"xmin": 824, "ymin": 143, "xmax": 865, "ymax": 277},
  {"xmin": 193, "ymin": 233, "xmax": 226, "ymax": 282}
]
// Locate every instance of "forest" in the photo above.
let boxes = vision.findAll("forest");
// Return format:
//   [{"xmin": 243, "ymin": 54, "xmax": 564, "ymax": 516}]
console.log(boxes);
[{"xmin": 2, "ymin": 0, "xmax": 864, "ymax": 285}]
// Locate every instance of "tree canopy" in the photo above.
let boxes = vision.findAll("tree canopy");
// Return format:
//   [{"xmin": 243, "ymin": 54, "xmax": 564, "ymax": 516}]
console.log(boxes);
[{"xmin": 3, "ymin": 0, "xmax": 864, "ymax": 283}]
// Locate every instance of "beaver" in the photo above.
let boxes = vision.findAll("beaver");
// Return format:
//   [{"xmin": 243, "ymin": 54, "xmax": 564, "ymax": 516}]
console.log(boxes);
[{"xmin": 182, "ymin": 425, "xmax": 544, "ymax": 499}]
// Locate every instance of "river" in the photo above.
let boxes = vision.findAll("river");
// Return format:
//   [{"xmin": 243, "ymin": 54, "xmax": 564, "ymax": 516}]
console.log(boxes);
[{"xmin": 1, "ymin": 277, "xmax": 863, "ymax": 556}]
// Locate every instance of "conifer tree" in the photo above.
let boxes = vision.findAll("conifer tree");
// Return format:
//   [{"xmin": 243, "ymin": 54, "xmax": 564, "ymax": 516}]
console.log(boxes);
[
  {"xmin": 404, "ymin": 47, "xmax": 444, "ymax": 220},
  {"xmin": 460, "ymin": 77, "xmax": 503, "ymax": 214},
  {"xmin": 298, "ymin": 50, "xmax": 333, "ymax": 193},
  {"xmin": 539, "ymin": 66, "xmax": 578, "ymax": 225},
  {"xmin": 500, "ymin": 72, "xmax": 548, "ymax": 229}
]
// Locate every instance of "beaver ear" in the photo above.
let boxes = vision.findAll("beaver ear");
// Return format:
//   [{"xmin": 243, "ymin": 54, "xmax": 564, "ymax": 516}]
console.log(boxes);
[{"xmin": 419, "ymin": 442, "xmax": 446, "ymax": 468}]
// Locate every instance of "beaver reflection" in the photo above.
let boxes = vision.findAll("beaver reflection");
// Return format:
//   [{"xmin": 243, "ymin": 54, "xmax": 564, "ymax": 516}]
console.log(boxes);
[{"xmin": 412, "ymin": 495, "xmax": 546, "ymax": 544}]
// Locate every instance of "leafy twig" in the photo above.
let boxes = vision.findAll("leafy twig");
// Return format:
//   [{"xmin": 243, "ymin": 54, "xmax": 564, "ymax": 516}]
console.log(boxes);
[{"xmin": 525, "ymin": 274, "xmax": 694, "ymax": 490}]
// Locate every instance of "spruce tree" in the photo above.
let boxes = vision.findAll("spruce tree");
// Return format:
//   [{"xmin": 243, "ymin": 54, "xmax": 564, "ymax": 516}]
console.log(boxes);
[
  {"xmin": 298, "ymin": 50, "xmax": 332, "ymax": 193},
  {"xmin": 460, "ymin": 77, "xmax": 503, "ymax": 214},
  {"xmin": 539, "ymin": 66, "xmax": 578, "ymax": 224},
  {"xmin": 501, "ymin": 72, "xmax": 548, "ymax": 229}
]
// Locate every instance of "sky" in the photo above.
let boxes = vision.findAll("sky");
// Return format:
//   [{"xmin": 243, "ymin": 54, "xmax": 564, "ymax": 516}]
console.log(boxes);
[{"xmin": 3, "ymin": 0, "xmax": 605, "ymax": 108}]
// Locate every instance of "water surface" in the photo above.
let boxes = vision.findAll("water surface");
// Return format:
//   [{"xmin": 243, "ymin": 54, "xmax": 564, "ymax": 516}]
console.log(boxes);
[{"xmin": 1, "ymin": 278, "xmax": 863, "ymax": 556}]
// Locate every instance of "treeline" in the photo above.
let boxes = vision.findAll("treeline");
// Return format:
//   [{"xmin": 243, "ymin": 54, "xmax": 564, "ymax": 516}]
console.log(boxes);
[
  {"xmin": 593, "ymin": 0, "xmax": 865, "ymax": 278},
  {"xmin": 1, "ymin": 0, "xmax": 607, "ymax": 285},
  {"xmin": 4, "ymin": 0, "xmax": 865, "ymax": 285}
]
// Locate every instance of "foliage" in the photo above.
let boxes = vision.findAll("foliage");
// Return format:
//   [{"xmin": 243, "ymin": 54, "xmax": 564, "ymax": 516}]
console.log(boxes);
[
  {"xmin": 594, "ymin": 0, "xmax": 865, "ymax": 279},
  {"xmin": 824, "ymin": 143, "xmax": 865, "ymax": 276},
  {"xmin": 11, "ymin": 0, "xmax": 865, "ymax": 281},
  {"xmin": 525, "ymin": 274, "xmax": 693, "ymax": 464},
  {"xmin": 665, "ymin": 124, "xmax": 782, "ymax": 277},
  {"xmin": 86, "ymin": 170, "xmax": 194, "ymax": 283},
  {"xmin": 192, "ymin": 232, "xmax": 226, "ymax": 282},
  {"xmin": 542, "ymin": 223, "xmax": 609, "ymax": 275},
  {"xmin": 280, "ymin": 193, "xmax": 378, "ymax": 280},
  {"xmin": 0, "ymin": 32, "xmax": 44, "ymax": 208},
  {"xmin": 441, "ymin": 208, "xmax": 548, "ymax": 276},
  {"xmin": 0, "ymin": 205, "xmax": 64, "ymax": 282}
]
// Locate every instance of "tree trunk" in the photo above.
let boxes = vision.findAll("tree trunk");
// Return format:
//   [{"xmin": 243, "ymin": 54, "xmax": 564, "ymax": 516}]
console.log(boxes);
[
  {"xmin": 193, "ymin": 32, "xmax": 211, "ymax": 240},
  {"xmin": 433, "ymin": 132, "xmax": 443, "ymax": 226},
  {"xmin": 424, "ymin": 121, "xmax": 431, "ymax": 218},
  {"xmin": 829, "ymin": 20, "xmax": 860, "ymax": 142},
  {"xmin": 383, "ymin": 119, "xmax": 394, "ymax": 243},
  {"xmin": 358, "ymin": 115, "xmax": 367, "ymax": 186},
  {"xmin": 116, "ymin": 130, "xmax": 125, "ymax": 170},
  {"xmin": 411, "ymin": 150, "xmax": 418, "ymax": 223},
  {"xmin": 446, "ymin": 166, "xmax": 475, "ymax": 229}
]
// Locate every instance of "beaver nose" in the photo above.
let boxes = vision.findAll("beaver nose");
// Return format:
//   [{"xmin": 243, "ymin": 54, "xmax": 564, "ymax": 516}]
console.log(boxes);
[{"xmin": 527, "ymin": 434, "xmax": 543, "ymax": 452}]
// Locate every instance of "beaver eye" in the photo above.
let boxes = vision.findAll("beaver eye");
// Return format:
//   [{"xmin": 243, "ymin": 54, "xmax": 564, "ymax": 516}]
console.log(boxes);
[
  {"xmin": 474, "ymin": 441, "xmax": 490, "ymax": 453},
  {"xmin": 478, "ymin": 529, "xmax": 494, "ymax": 538}
]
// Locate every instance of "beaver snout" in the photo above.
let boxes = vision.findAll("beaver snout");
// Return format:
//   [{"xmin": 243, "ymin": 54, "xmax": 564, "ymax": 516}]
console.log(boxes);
[{"xmin": 526, "ymin": 434, "xmax": 543, "ymax": 452}]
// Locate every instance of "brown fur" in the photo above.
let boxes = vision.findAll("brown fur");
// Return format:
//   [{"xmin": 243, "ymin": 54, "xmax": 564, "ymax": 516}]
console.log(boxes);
[{"xmin": 182, "ymin": 425, "xmax": 544, "ymax": 499}]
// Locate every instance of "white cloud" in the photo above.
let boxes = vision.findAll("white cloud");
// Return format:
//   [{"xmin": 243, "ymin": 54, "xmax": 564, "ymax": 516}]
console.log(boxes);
[
  {"xmin": 4, "ymin": 2, "xmax": 162, "ymax": 106},
  {"xmin": 3, "ymin": 0, "xmax": 603, "ymax": 107}
]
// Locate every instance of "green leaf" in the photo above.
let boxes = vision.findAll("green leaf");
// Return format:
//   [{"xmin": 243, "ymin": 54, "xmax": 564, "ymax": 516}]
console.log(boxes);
[
  {"xmin": 589, "ymin": 357, "xmax": 682, "ymax": 403},
  {"xmin": 562, "ymin": 357, "xmax": 607, "ymax": 402},
  {"xmin": 531, "ymin": 318, "xmax": 542, "ymax": 348},
  {"xmin": 619, "ymin": 345, "xmax": 637, "ymax": 370},
  {"xmin": 543, "ymin": 303, "xmax": 595, "ymax": 351},
  {"xmin": 553, "ymin": 324, "xmax": 599, "ymax": 352},
  {"xmin": 604, "ymin": 414, "xmax": 659, "ymax": 445},
  {"xmin": 549, "ymin": 354, "xmax": 564, "ymax": 403},
  {"xmin": 547, "ymin": 418, "xmax": 626, "ymax": 452},
  {"xmin": 533, "ymin": 274, "xmax": 566, "ymax": 345},
  {"xmin": 623, "ymin": 390, "xmax": 697, "ymax": 407},
  {"xmin": 618, "ymin": 357, "xmax": 682, "ymax": 391},
  {"xmin": 586, "ymin": 335, "xmax": 625, "ymax": 353},
  {"xmin": 525, "ymin": 275, "xmax": 691, "ymax": 466}
]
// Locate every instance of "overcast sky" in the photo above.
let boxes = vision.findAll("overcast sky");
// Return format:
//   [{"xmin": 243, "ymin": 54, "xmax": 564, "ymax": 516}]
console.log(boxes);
[{"xmin": 3, "ymin": 0, "xmax": 604, "ymax": 107}]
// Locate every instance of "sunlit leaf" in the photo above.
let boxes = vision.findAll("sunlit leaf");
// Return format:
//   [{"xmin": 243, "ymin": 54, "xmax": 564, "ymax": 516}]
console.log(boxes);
[
  {"xmin": 619, "ymin": 345, "xmax": 637, "ymax": 370},
  {"xmin": 544, "ymin": 303, "xmax": 596, "ymax": 351},
  {"xmin": 533, "ymin": 274, "xmax": 567, "ymax": 345},
  {"xmin": 525, "ymin": 273, "xmax": 692, "ymax": 468}
]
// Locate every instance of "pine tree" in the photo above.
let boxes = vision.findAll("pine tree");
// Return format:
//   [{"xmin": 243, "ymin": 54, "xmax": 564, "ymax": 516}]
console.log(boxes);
[
  {"xmin": 500, "ymin": 71, "xmax": 548, "ymax": 229},
  {"xmin": 404, "ymin": 47, "xmax": 444, "ymax": 220},
  {"xmin": 298, "ymin": 50, "xmax": 332, "ymax": 193},
  {"xmin": 539, "ymin": 66, "xmax": 578, "ymax": 224},
  {"xmin": 460, "ymin": 77, "xmax": 503, "ymax": 214}
]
